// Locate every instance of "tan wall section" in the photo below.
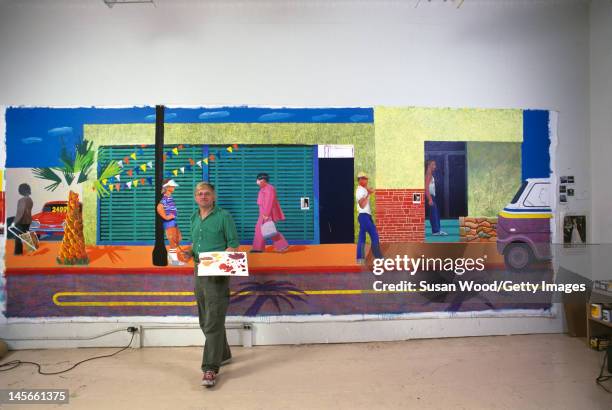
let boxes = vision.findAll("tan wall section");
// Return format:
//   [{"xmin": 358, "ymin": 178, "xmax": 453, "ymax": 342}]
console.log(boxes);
[{"xmin": 374, "ymin": 107, "xmax": 523, "ymax": 189}]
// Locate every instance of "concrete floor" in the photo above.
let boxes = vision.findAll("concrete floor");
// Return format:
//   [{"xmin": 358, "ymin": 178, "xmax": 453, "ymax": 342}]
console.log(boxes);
[{"xmin": 0, "ymin": 334, "xmax": 610, "ymax": 409}]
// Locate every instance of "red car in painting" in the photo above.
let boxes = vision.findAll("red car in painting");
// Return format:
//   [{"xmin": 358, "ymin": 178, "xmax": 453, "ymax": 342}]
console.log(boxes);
[{"xmin": 30, "ymin": 201, "xmax": 79, "ymax": 238}]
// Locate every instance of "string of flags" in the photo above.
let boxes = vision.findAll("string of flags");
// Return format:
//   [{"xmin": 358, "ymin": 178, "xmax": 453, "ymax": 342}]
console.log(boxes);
[{"xmin": 96, "ymin": 144, "xmax": 239, "ymax": 193}]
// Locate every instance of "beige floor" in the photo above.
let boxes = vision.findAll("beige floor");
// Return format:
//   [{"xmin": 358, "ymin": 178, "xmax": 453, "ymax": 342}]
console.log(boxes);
[{"xmin": 0, "ymin": 334, "xmax": 610, "ymax": 409}]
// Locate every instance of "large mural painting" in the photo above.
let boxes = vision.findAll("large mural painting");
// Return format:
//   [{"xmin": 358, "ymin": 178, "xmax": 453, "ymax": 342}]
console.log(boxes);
[{"xmin": 1, "ymin": 106, "xmax": 554, "ymax": 319}]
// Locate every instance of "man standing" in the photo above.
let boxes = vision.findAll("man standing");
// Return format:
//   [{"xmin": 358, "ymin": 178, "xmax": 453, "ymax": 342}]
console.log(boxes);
[
  {"xmin": 355, "ymin": 172, "xmax": 383, "ymax": 263},
  {"xmin": 250, "ymin": 173, "xmax": 289, "ymax": 253},
  {"xmin": 190, "ymin": 182, "xmax": 239, "ymax": 387}
]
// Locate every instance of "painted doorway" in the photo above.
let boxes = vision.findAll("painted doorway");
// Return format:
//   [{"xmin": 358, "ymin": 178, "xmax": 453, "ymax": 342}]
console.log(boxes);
[{"xmin": 424, "ymin": 141, "xmax": 467, "ymax": 242}]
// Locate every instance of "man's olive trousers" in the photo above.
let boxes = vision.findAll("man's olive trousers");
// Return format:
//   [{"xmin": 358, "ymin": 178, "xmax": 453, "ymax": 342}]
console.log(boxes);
[{"xmin": 194, "ymin": 275, "xmax": 232, "ymax": 372}]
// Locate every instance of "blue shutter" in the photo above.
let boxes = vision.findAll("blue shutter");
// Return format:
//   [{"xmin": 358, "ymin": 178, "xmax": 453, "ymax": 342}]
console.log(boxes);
[{"xmin": 207, "ymin": 145, "xmax": 315, "ymax": 244}]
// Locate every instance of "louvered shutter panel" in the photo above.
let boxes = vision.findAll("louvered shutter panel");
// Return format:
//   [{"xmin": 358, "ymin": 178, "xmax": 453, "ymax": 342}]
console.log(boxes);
[{"xmin": 207, "ymin": 145, "xmax": 315, "ymax": 243}]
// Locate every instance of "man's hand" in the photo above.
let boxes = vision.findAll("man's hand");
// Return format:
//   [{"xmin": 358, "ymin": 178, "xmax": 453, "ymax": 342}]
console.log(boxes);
[
  {"xmin": 263, "ymin": 215, "xmax": 270, "ymax": 221},
  {"xmin": 367, "ymin": 188, "xmax": 375, "ymax": 194},
  {"xmin": 226, "ymin": 247, "xmax": 239, "ymax": 252},
  {"xmin": 428, "ymin": 198, "xmax": 433, "ymax": 206}
]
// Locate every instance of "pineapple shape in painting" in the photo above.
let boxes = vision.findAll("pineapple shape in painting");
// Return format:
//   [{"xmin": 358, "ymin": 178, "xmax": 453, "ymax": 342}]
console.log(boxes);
[{"xmin": 57, "ymin": 191, "xmax": 88, "ymax": 265}]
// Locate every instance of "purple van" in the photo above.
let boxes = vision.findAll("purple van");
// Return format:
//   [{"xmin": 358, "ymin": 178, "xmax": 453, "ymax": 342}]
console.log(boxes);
[{"xmin": 497, "ymin": 178, "xmax": 552, "ymax": 271}]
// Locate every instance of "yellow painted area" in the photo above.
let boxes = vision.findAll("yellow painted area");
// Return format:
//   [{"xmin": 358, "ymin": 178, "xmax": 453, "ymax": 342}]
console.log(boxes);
[
  {"xmin": 498, "ymin": 211, "xmax": 552, "ymax": 219},
  {"xmin": 52, "ymin": 288, "xmax": 415, "ymax": 307},
  {"xmin": 374, "ymin": 107, "xmax": 523, "ymax": 188}
]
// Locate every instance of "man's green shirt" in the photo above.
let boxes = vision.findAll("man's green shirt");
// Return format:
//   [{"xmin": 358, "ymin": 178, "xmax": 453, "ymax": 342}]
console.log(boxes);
[{"xmin": 190, "ymin": 206, "xmax": 240, "ymax": 262}]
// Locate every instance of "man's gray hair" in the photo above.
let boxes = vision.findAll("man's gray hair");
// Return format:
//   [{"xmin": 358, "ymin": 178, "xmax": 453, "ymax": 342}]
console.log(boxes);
[{"xmin": 194, "ymin": 182, "xmax": 215, "ymax": 193}]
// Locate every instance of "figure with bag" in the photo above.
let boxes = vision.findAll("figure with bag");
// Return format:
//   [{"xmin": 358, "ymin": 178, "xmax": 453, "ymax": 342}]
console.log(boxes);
[{"xmin": 250, "ymin": 173, "xmax": 289, "ymax": 253}]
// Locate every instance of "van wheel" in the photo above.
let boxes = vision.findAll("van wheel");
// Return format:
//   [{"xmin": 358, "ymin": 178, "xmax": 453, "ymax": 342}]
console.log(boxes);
[{"xmin": 504, "ymin": 243, "xmax": 533, "ymax": 272}]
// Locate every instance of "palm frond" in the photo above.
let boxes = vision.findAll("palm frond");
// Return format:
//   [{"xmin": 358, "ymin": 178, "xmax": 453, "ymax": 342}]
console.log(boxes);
[
  {"xmin": 74, "ymin": 139, "xmax": 95, "ymax": 182},
  {"xmin": 93, "ymin": 161, "xmax": 121, "ymax": 198},
  {"xmin": 32, "ymin": 168, "xmax": 62, "ymax": 191},
  {"xmin": 75, "ymin": 150, "xmax": 95, "ymax": 183},
  {"xmin": 57, "ymin": 165, "xmax": 75, "ymax": 186},
  {"xmin": 276, "ymin": 295, "xmax": 296, "ymax": 309},
  {"xmin": 271, "ymin": 297, "xmax": 282, "ymax": 312}
]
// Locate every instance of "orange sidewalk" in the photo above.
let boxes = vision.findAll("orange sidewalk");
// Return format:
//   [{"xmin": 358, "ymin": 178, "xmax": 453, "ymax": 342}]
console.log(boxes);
[{"xmin": 4, "ymin": 240, "xmax": 363, "ymax": 273}]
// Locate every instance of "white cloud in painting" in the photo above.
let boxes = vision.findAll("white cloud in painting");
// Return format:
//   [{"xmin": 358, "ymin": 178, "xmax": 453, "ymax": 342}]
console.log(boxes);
[
  {"xmin": 21, "ymin": 137, "xmax": 43, "ymax": 144},
  {"xmin": 198, "ymin": 111, "xmax": 230, "ymax": 120},
  {"xmin": 258, "ymin": 112, "xmax": 293, "ymax": 121},
  {"xmin": 349, "ymin": 114, "xmax": 369, "ymax": 122},
  {"xmin": 312, "ymin": 114, "xmax": 337, "ymax": 121},
  {"xmin": 144, "ymin": 113, "xmax": 176, "ymax": 121},
  {"xmin": 47, "ymin": 127, "xmax": 73, "ymax": 136}
]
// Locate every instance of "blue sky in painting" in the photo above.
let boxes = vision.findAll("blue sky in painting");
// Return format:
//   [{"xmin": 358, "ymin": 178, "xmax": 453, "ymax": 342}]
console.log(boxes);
[{"xmin": 5, "ymin": 106, "xmax": 373, "ymax": 168}]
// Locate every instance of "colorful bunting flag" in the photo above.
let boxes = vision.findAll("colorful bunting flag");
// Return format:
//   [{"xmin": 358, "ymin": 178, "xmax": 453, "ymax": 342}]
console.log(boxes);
[
  {"xmin": 172, "ymin": 148, "xmax": 179, "ymax": 155},
  {"xmin": 130, "ymin": 153, "xmax": 137, "ymax": 160}
]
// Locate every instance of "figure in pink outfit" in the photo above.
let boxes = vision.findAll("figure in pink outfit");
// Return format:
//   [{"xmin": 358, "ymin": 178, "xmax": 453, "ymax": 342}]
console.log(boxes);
[{"xmin": 250, "ymin": 173, "xmax": 289, "ymax": 253}]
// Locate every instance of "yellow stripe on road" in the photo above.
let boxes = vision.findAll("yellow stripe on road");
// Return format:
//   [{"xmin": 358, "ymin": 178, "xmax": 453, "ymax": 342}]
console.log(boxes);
[{"xmin": 52, "ymin": 289, "xmax": 414, "ymax": 307}]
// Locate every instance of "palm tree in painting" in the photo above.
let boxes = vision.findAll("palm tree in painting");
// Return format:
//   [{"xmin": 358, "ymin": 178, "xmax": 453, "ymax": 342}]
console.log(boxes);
[
  {"xmin": 32, "ymin": 138, "xmax": 119, "ymax": 265},
  {"xmin": 231, "ymin": 280, "xmax": 307, "ymax": 316}
]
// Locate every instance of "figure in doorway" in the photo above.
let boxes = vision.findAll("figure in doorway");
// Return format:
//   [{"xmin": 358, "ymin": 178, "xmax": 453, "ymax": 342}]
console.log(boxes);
[
  {"xmin": 355, "ymin": 171, "xmax": 383, "ymax": 264},
  {"xmin": 251, "ymin": 173, "xmax": 289, "ymax": 253},
  {"xmin": 425, "ymin": 160, "xmax": 447, "ymax": 236}
]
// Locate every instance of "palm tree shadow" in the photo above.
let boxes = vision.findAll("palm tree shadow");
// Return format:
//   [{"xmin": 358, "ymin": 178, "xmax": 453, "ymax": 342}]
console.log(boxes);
[
  {"xmin": 86, "ymin": 246, "xmax": 130, "ymax": 264},
  {"xmin": 231, "ymin": 280, "xmax": 308, "ymax": 316},
  {"xmin": 31, "ymin": 245, "xmax": 50, "ymax": 256},
  {"xmin": 420, "ymin": 271, "xmax": 502, "ymax": 312},
  {"xmin": 264, "ymin": 245, "xmax": 307, "ymax": 253}
]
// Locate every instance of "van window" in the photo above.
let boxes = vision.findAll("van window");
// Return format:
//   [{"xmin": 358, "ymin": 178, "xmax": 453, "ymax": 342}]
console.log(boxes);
[
  {"xmin": 510, "ymin": 181, "xmax": 528, "ymax": 204},
  {"xmin": 523, "ymin": 183, "xmax": 550, "ymax": 208}
]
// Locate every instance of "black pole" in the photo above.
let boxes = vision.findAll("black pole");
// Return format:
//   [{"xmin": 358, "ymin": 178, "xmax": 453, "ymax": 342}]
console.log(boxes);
[{"xmin": 152, "ymin": 105, "xmax": 168, "ymax": 266}]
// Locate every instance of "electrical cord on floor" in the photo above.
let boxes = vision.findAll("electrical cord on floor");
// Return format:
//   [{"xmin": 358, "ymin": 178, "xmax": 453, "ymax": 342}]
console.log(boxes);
[
  {"xmin": 596, "ymin": 349, "xmax": 611, "ymax": 394},
  {"xmin": 0, "ymin": 328, "xmax": 136, "ymax": 376}
]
